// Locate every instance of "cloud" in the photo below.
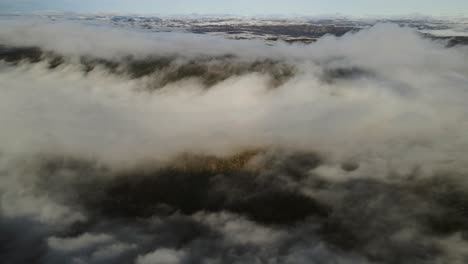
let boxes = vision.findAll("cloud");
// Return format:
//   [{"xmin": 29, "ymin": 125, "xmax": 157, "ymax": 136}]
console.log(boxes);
[
  {"xmin": 47, "ymin": 233, "xmax": 137, "ymax": 264},
  {"xmin": 1, "ymin": 19, "xmax": 468, "ymax": 264},
  {"xmin": 0, "ymin": 22, "xmax": 467, "ymax": 172},
  {"xmin": 136, "ymin": 249, "xmax": 185, "ymax": 264},
  {"xmin": 48, "ymin": 233, "xmax": 115, "ymax": 252}
]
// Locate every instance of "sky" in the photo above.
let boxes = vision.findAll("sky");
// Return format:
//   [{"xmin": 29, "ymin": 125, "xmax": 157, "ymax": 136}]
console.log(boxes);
[{"xmin": 0, "ymin": 0, "xmax": 467, "ymax": 16}]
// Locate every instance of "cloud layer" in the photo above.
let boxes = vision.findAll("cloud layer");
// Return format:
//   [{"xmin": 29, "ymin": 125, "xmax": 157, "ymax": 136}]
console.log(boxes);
[{"xmin": 1, "ymin": 20, "xmax": 468, "ymax": 264}]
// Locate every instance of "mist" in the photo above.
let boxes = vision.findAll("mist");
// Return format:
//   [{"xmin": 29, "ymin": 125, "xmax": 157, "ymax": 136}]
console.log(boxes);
[{"xmin": 1, "ymin": 18, "xmax": 468, "ymax": 264}]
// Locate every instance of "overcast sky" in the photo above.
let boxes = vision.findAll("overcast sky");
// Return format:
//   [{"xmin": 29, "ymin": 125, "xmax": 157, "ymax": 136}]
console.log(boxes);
[{"xmin": 0, "ymin": 0, "xmax": 467, "ymax": 16}]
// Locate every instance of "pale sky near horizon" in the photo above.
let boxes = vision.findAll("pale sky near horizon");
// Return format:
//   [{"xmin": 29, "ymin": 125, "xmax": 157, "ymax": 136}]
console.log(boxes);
[{"xmin": 0, "ymin": 0, "xmax": 467, "ymax": 16}]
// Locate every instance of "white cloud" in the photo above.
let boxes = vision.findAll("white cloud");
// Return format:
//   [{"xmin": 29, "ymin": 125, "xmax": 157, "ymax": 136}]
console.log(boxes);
[
  {"xmin": 136, "ymin": 249, "xmax": 185, "ymax": 264},
  {"xmin": 1, "ymin": 19, "xmax": 468, "ymax": 264}
]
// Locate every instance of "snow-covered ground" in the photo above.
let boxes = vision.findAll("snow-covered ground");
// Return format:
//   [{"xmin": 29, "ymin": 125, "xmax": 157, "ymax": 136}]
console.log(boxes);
[{"xmin": 2, "ymin": 12, "xmax": 468, "ymax": 41}]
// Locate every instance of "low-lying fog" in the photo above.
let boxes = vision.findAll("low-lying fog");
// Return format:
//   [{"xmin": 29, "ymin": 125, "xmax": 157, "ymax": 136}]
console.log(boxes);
[{"xmin": 1, "ymin": 19, "xmax": 468, "ymax": 264}]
